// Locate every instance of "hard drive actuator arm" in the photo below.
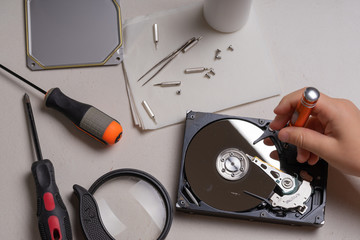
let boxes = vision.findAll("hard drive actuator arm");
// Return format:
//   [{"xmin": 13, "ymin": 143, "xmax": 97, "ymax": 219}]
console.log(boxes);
[
  {"xmin": 246, "ymin": 154, "xmax": 312, "ymax": 214},
  {"xmin": 253, "ymin": 123, "xmax": 298, "ymax": 164},
  {"xmin": 253, "ymin": 125, "xmax": 284, "ymax": 154}
]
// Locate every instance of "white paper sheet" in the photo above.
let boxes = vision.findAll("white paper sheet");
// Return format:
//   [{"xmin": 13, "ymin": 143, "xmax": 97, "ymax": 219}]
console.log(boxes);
[{"xmin": 123, "ymin": 2, "xmax": 280, "ymax": 130}]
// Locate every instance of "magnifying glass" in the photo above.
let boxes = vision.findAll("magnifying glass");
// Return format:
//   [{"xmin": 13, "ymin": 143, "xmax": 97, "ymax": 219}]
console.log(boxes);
[{"xmin": 74, "ymin": 169, "xmax": 173, "ymax": 240}]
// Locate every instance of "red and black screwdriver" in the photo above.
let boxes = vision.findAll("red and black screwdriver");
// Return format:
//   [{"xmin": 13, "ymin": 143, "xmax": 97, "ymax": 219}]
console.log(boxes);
[
  {"xmin": 1, "ymin": 64, "xmax": 122, "ymax": 145},
  {"xmin": 24, "ymin": 93, "xmax": 72, "ymax": 240}
]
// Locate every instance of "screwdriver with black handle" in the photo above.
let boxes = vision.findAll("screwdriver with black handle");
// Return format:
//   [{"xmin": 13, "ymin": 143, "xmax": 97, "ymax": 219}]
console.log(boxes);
[
  {"xmin": 24, "ymin": 93, "xmax": 72, "ymax": 240},
  {"xmin": 1, "ymin": 64, "xmax": 122, "ymax": 145}
]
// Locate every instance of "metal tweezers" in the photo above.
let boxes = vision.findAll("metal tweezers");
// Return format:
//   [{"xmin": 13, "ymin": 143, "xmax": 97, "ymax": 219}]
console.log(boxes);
[{"xmin": 138, "ymin": 36, "xmax": 201, "ymax": 86}]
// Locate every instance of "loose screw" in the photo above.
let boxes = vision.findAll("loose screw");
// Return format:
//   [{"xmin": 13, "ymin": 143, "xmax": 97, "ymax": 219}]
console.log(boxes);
[{"xmin": 215, "ymin": 49, "xmax": 222, "ymax": 60}]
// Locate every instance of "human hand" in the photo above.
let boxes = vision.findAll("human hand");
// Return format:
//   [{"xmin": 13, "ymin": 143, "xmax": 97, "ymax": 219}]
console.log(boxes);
[{"xmin": 269, "ymin": 88, "xmax": 360, "ymax": 176}]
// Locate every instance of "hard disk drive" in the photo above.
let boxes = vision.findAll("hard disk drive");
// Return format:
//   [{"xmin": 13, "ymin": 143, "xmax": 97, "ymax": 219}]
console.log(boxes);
[{"xmin": 176, "ymin": 111, "xmax": 327, "ymax": 226}]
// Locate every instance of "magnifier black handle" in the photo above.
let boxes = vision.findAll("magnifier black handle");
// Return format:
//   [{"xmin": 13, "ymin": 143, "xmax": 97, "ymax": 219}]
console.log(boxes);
[{"xmin": 73, "ymin": 185, "xmax": 114, "ymax": 240}]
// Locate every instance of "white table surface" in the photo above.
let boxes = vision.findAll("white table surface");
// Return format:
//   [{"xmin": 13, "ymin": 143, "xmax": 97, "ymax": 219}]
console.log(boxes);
[{"xmin": 1, "ymin": 0, "xmax": 360, "ymax": 239}]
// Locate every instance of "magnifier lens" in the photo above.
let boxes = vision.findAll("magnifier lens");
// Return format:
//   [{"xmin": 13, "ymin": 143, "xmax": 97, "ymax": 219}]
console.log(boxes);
[{"xmin": 92, "ymin": 176, "xmax": 167, "ymax": 240}]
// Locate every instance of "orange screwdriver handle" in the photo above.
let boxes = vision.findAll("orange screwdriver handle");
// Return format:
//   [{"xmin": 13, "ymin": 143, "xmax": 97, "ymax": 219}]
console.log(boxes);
[
  {"xmin": 289, "ymin": 87, "xmax": 320, "ymax": 127},
  {"xmin": 45, "ymin": 88, "xmax": 123, "ymax": 145}
]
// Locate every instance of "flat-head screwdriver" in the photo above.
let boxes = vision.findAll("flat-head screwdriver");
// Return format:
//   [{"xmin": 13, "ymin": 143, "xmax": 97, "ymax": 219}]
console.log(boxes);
[
  {"xmin": 0, "ymin": 64, "xmax": 122, "ymax": 145},
  {"xmin": 24, "ymin": 93, "xmax": 72, "ymax": 240}
]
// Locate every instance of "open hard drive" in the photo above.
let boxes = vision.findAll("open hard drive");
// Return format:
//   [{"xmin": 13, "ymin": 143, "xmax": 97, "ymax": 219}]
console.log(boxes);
[{"xmin": 176, "ymin": 111, "xmax": 327, "ymax": 226}]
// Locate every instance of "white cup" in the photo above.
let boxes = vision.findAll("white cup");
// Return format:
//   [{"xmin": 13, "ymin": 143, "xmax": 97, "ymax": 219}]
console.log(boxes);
[{"xmin": 203, "ymin": 0, "xmax": 252, "ymax": 33}]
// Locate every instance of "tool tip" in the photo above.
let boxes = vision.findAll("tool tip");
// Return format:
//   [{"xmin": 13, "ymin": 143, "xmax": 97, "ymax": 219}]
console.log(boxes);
[{"xmin": 23, "ymin": 93, "xmax": 30, "ymax": 103}]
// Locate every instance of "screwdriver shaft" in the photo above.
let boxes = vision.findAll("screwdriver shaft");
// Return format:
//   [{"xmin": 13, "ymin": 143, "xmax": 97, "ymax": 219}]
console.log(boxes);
[
  {"xmin": 24, "ymin": 94, "xmax": 43, "ymax": 161},
  {"xmin": 0, "ymin": 64, "xmax": 47, "ymax": 94}
]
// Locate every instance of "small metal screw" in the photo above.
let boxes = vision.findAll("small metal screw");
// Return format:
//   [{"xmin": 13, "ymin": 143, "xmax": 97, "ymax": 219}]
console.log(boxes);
[
  {"xmin": 176, "ymin": 90, "xmax": 181, "ymax": 95},
  {"xmin": 215, "ymin": 49, "xmax": 222, "ymax": 60},
  {"xmin": 221, "ymin": 168, "xmax": 225, "ymax": 172},
  {"xmin": 228, "ymin": 45, "xmax": 234, "ymax": 51},
  {"xmin": 209, "ymin": 69, "xmax": 215, "ymax": 75},
  {"xmin": 282, "ymin": 178, "xmax": 293, "ymax": 189},
  {"xmin": 205, "ymin": 73, "xmax": 211, "ymax": 78}
]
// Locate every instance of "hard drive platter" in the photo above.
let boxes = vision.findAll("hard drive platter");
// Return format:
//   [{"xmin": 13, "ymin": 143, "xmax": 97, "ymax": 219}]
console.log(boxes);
[{"xmin": 177, "ymin": 111, "xmax": 327, "ymax": 226}]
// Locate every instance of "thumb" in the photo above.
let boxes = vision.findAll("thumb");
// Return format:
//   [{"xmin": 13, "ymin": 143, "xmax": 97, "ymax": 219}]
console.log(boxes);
[{"xmin": 278, "ymin": 127, "xmax": 334, "ymax": 159}]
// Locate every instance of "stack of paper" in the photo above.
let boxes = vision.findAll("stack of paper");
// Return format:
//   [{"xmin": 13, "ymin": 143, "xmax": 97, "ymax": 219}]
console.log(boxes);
[{"xmin": 122, "ymin": 3, "xmax": 280, "ymax": 130}]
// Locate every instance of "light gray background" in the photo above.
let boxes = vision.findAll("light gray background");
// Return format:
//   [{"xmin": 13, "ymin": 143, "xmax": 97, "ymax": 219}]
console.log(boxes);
[{"xmin": 1, "ymin": 0, "xmax": 360, "ymax": 239}]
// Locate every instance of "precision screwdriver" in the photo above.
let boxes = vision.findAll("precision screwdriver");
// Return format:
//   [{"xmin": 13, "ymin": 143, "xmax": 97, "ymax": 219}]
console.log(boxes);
[
  {"xmin": 289, "ymin": 87, "xmax": 320, "ymax": 127},
  {"xmin": 0, "ymin": 64, "xmax": 122, "ymax": 145},
  {"xmin": 24, "ymin": 93, "xmax": 72, "ymax": 240}
]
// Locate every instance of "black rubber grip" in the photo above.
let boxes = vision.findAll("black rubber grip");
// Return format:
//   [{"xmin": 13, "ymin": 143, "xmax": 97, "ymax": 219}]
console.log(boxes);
[
  {"xmin": 45, "ymin": 88, "xmax": 91, "ymax": 126},
  {"xmin": 73, "ymin": 185, "xmax": 114, "ymax": 240},
  {"xmin": 31, "ymin": 159, "xmax": 72, "ymax": 240},
  {"xmin": 44, "ymin": 88, "xmax": 122, "ymax": 144}
]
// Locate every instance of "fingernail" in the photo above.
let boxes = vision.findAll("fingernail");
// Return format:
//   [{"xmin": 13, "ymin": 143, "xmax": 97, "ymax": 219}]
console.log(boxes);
[
  {"xmin": 273, "ymin": 104, "xmax": 280, "ymax": 113},
  {"xmin": 296, "ymin": 153, "xmax": 307, "ymax": 163}
]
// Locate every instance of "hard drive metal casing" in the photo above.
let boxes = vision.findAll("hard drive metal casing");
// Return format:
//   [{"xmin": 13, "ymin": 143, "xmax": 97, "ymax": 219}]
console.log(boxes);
[
  {"xmin": 177, "ymin": 111, "xmax": 327, "ymax": 227},
  {"xmin": 25, "ymin": 0, "xmax": 123, "ymax": 70}
]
